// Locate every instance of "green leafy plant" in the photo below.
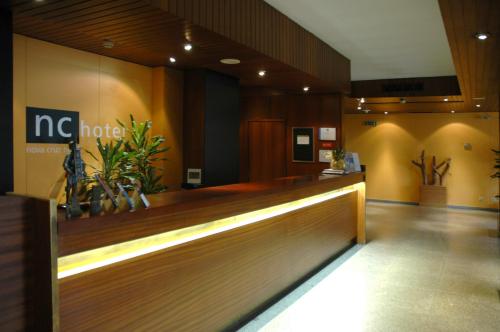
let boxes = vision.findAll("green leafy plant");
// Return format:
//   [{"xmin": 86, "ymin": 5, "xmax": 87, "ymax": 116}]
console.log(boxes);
[
  {"xmin": 492, "ymin": 149, "xmax": 500, "ymax": 200},
  {"xmin": 85, "ymin": 137, "xmax": 129, "ymax": 190},
  {"xmin": 332, "ymin": 148, "xmax": 345, "ymax": 161},
  {"xmin": 118, "ymin": 115, "xmax": 169, "ymax": 194}
]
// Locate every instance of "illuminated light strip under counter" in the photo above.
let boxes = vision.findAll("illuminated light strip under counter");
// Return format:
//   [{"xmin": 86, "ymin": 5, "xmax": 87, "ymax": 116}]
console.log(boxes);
[{"xmin": 58, "ymin": 182, "xmax": 363, "ymax": 279}]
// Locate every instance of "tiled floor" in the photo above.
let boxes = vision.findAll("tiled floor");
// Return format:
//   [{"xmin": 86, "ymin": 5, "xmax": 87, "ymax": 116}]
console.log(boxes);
[{"xmin": 238, "ymin": 202, "xmax": 500, "ymax": 332}]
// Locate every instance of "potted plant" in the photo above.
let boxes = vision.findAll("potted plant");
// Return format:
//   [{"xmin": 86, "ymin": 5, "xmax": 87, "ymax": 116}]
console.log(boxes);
[{"xmin": 330, "ymin": 148, "xmax": 345, "ymax": 170}]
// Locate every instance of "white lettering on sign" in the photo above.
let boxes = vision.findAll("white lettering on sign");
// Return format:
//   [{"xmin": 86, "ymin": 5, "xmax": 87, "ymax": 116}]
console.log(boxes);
[
  {"xmin": 79, "ymin": 120, "xmax": 125, "ymax": 139},
  {"xmin": 58, "ymin": 117, "xmax": 72, "ymax": 138},
  {"xmin": 35, "ymin": 115, "xmax": 54, "ymax": 137}
]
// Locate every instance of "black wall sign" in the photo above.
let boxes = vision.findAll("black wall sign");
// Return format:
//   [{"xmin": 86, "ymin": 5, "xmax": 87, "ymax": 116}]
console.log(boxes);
[
  {"xmin": 26, "ymin": 107, "xmax": 79, "ymax": 144},
  {"xmin": 292, "ymin": 127, "xmax": 315, "ymax": 162}
]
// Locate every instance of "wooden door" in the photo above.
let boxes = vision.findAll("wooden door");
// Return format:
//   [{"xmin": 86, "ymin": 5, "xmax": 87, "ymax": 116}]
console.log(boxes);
[{"xmin": 248, "ymin": 120, "xmax": 286, "ymax": 181}]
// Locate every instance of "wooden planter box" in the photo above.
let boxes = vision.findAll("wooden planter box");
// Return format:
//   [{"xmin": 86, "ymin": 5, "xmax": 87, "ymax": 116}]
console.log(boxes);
[{"xmin": 420, "ymin": 185, "xmax": 447, "ymax": 207}]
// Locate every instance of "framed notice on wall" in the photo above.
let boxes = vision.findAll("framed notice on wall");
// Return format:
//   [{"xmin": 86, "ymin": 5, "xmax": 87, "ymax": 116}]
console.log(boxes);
[{"xmin": 292, "ymin": 127, "xmax": 314, "ymax": 162}]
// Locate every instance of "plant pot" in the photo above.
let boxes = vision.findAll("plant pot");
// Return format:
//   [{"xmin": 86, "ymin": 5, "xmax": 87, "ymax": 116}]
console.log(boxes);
[
  {"xmin": 419, "ymin": 185, "xmax": 447, "ymax": 207},
  {"xmin": 330, "ymin": 159, "xmax": 345, "ymax": 170}
]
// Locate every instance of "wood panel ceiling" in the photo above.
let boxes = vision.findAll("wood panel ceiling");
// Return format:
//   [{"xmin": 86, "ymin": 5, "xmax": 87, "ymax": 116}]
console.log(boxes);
[
  {"xmin": 438, "ymin": 0, "xmax": 499, "ymax": 112},
  {"xmin": 344, "ymin": 96, "xmax": 465, "ymax": 114},
  {"xmin": 9, "ymin": 0, "xmax": 350, "ymax": 94}
]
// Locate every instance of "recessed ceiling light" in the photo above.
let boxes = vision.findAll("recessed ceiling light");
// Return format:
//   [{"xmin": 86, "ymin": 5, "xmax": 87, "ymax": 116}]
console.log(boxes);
[
  {"xmin": 184, "ymin": 43, "xmax": 193, "ymax": 51},
  {"xmin": 360, "ymin": 97, "xmax": 365, "ymax": 103},
  {"xmin": 220, "ymin": 58, "xmax": 240, "ymax": 65},
  {"xmin": 303, "ymin": 86, "xmax": 310, "ymax": 92},
  {"xmin": 451, "ymin": 110, "xmax": 455, "ymax": 113},
  {"xmin": 357, "ymin": 106, "xmax": 362, "ymax": 110},
  {"xmin": 443, "ymin": 98, "xmax": 448, "ymax": 101},
  {"xmin": 384, "ymin": 111, "xmax": 388, "ymax": 115},
  {"xmin": 258, "ymin": 70, "xmax": 266, "ymax": 77},
  {"xmin": 102, "ymin": 39, "xmax": 114, "ymax": 49},
  {"xmin": 475, "ymin": 32, "xmax": 489, "ymax": 40},
  {"xmin": 169, "ymin": 57, "xmax": 176, "ymax": 63}
]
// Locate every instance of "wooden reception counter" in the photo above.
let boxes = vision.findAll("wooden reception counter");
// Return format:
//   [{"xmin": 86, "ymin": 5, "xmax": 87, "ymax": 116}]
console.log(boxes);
[{"xmin": 56, "ymin": 173, "xmax": 366, "ymax": 331}]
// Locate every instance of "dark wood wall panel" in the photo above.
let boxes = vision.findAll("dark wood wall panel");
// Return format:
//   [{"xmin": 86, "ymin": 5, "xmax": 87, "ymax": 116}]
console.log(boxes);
[
  {"xmin": 0, "ymin": 196, "xmax": 58, "ymax": 331},
  {"xmin": 59, "ymin": 191, "xmax": 357, "ymax": 332},
  {"xmin": 241, "ymin": 90, "xmax": 343, "ymax": 181},
  {"xmin": 438, "ymin": 0, "xmax": 499, "ymax": 112}
]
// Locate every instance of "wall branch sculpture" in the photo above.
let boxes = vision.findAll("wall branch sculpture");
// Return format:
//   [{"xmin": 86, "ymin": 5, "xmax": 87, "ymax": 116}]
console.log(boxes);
[{"xmin": 412, "ymin": 150, "xmax": 451, "ymax": 186}]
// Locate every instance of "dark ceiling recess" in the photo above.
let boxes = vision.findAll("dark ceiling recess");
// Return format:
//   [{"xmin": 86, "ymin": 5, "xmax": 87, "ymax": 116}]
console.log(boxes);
[
  {"xmin": 9, "ymin": 0, "xmax": 350, "ymax": 94},
  {"xmin": 351, "ymin": 76, "xmax": 461, "ymax": 98}
]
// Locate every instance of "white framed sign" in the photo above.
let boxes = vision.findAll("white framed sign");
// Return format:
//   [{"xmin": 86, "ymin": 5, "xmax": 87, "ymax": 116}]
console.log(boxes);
[{"xmin": 319, "ymin": 127, "xmax": 336, "ymax": 141}]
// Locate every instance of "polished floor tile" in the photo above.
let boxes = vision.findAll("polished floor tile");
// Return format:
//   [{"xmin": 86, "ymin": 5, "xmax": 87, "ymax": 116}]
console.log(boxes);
[{"xmin": 238, "ymin": 202, "xmax": 500, "ymax": 332}]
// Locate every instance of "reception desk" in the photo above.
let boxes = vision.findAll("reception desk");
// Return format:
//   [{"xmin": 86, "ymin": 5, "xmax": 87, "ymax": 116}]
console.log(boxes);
[{"xmin": 56, "ymin": 173, "xmax": 365, "ymax": 331}]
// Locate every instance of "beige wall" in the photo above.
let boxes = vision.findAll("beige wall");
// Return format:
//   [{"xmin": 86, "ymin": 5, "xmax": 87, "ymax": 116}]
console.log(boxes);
[
  {"xmin": 344, "ymin": 112, "xmax": 499, "ymax": 209},
  {"xmin": 13, "ymin": 34, "xmax": 183, "ymax": 198}
]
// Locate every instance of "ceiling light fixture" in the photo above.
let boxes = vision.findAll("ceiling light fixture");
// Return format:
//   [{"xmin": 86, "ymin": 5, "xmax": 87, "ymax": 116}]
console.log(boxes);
[
  {"xmin": 169, "ymin": 57, "xmax": 176, "ymax": 63},
  {"xmin": 475, "ymin": 32, "xmax": 489, "ymax": 40},
  {"xmin": 303, "ymin": 86, "xmax": 310, "ymax": 92},
  {"xmin": 476, "ymin": 104, "xmax": 481, "ymax": 108},
  {"xmin": 184, "ymin": 43, "xmax": 193, "ymax": 51},
  {"xmin": 360, "ymin": 97, "xmax": 365, "ymax": 103},
  {"xmin": 400, "ymin": 98, "xmax": 407, "ymax": 104},
  {"xmin": 357, "ymin": 106, "xmax": 362, "ymax": 110},
  {"xmin": 443, "ymin": 98, "xmax": 448, "ymax": 102},
  {"xmin": 220, "ymin": 58, "xmax": 240, "ymax": 65},
  {"xmin": 384, "ymin": 112, "xmax": 388, "ymax": 115},
  {"xmin": 451, "ymin": 110, "xmax": 455, "ymax": 113},
  {"xmin": 258, "ymin": 70, "xmax": 266, "ymax": 77},
  {"xmin": 102, "ymin": 39, "xmax": 114, "ymax": 49}
]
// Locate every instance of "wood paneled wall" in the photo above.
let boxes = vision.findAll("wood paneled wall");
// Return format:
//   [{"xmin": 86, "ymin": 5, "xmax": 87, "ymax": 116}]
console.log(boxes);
[
  {"xmin": 240, "ymin": 90, "xmax": 343, "ymax": 181},
  {"xmin": 153, "ymin": 0, "xmax": 350, "ymax": 93},
  {"xmin": 0, "ymin": 196, "xmax": 58, "ymax": 331}
]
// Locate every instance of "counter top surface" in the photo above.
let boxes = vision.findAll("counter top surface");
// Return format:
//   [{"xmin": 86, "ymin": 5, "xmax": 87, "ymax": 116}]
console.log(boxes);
[{"xmin": 58, "ymin": 172, "xmax": 364, "ymax": 256}]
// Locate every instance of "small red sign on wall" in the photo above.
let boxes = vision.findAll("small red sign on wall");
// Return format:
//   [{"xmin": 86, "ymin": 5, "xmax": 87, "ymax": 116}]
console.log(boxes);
[{"xmin": 320, "ymin": 141, "xmax": 334, "ymax": 148}]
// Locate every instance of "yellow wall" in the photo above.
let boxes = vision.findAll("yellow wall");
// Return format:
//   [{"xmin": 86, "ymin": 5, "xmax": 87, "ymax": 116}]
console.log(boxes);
[
  {"xmin": 344, "ymin": 112, "xmax": 499, "ymax": 209},
  {"xmin": 13, "ymin": 34, "xmax": 183, "ymax": 198}
]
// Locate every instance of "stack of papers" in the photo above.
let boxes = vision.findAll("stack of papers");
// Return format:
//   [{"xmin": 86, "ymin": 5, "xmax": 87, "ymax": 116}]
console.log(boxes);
[{"xmin": 322, "ymin": 168, "xmax": 347, "ymax": 175}]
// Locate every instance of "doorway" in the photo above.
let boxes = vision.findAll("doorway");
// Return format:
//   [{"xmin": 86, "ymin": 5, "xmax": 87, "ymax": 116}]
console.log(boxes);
[{"xmin": 248, "ymin": 120, "xmax": 286, "ymax": 182}]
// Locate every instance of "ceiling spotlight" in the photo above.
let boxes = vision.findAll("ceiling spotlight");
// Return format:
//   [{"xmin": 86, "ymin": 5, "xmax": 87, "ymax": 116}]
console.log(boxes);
[
  {"xmin": 169, "ymin": 57, "xmax": 176, "ymax": 63},
  {"xmin": 220, "ymin": 58, "xmax": 240, "ymax": 65},
  {"xmin": 102, "ymin": 39, "xmax": 114, "ymax": 49},
  {"xmin": 443, "ymin": 98, "xmax": 448, "ymax": 102},
  {"xmin": 357, "ymin": 106, "xmax": 362, "ymax": 110},
  {"xmin": 303, "ymin": 86, "xmax": 310, "ymax": 92},
  {"xmin": 384, "ymin": 111, "xmax": 388, "ymax": 115},
  {"xmin": 360, "ymin": 97, "xmax": 365, "ymax": 103},
  {"xmin": 184, "ymin": 43, "xmax": 193, "ymax": 51},
  {"xmin": 475, "ymin": 32, "xmax": 489, "ymax": 40},
  {"xmin": 476, "ymin": 104, "xmax": 481, "ymax": 108},
  {"xmin": 258, "ymin": 70, "xmax": 266, "ymax": 77},
  {"xmin": 451, "ymin": 110, "xmax": 455, "ymax": 113}
]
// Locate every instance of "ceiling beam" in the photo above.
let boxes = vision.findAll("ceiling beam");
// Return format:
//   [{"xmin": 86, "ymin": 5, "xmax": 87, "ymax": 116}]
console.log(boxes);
[
  {"xmin": 438, "ymin": 0, "xmax": 499, "ymax": 112},
  {"xmin": 351, "ymin": 76, "xmax": 460, "ymax": 98}
]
